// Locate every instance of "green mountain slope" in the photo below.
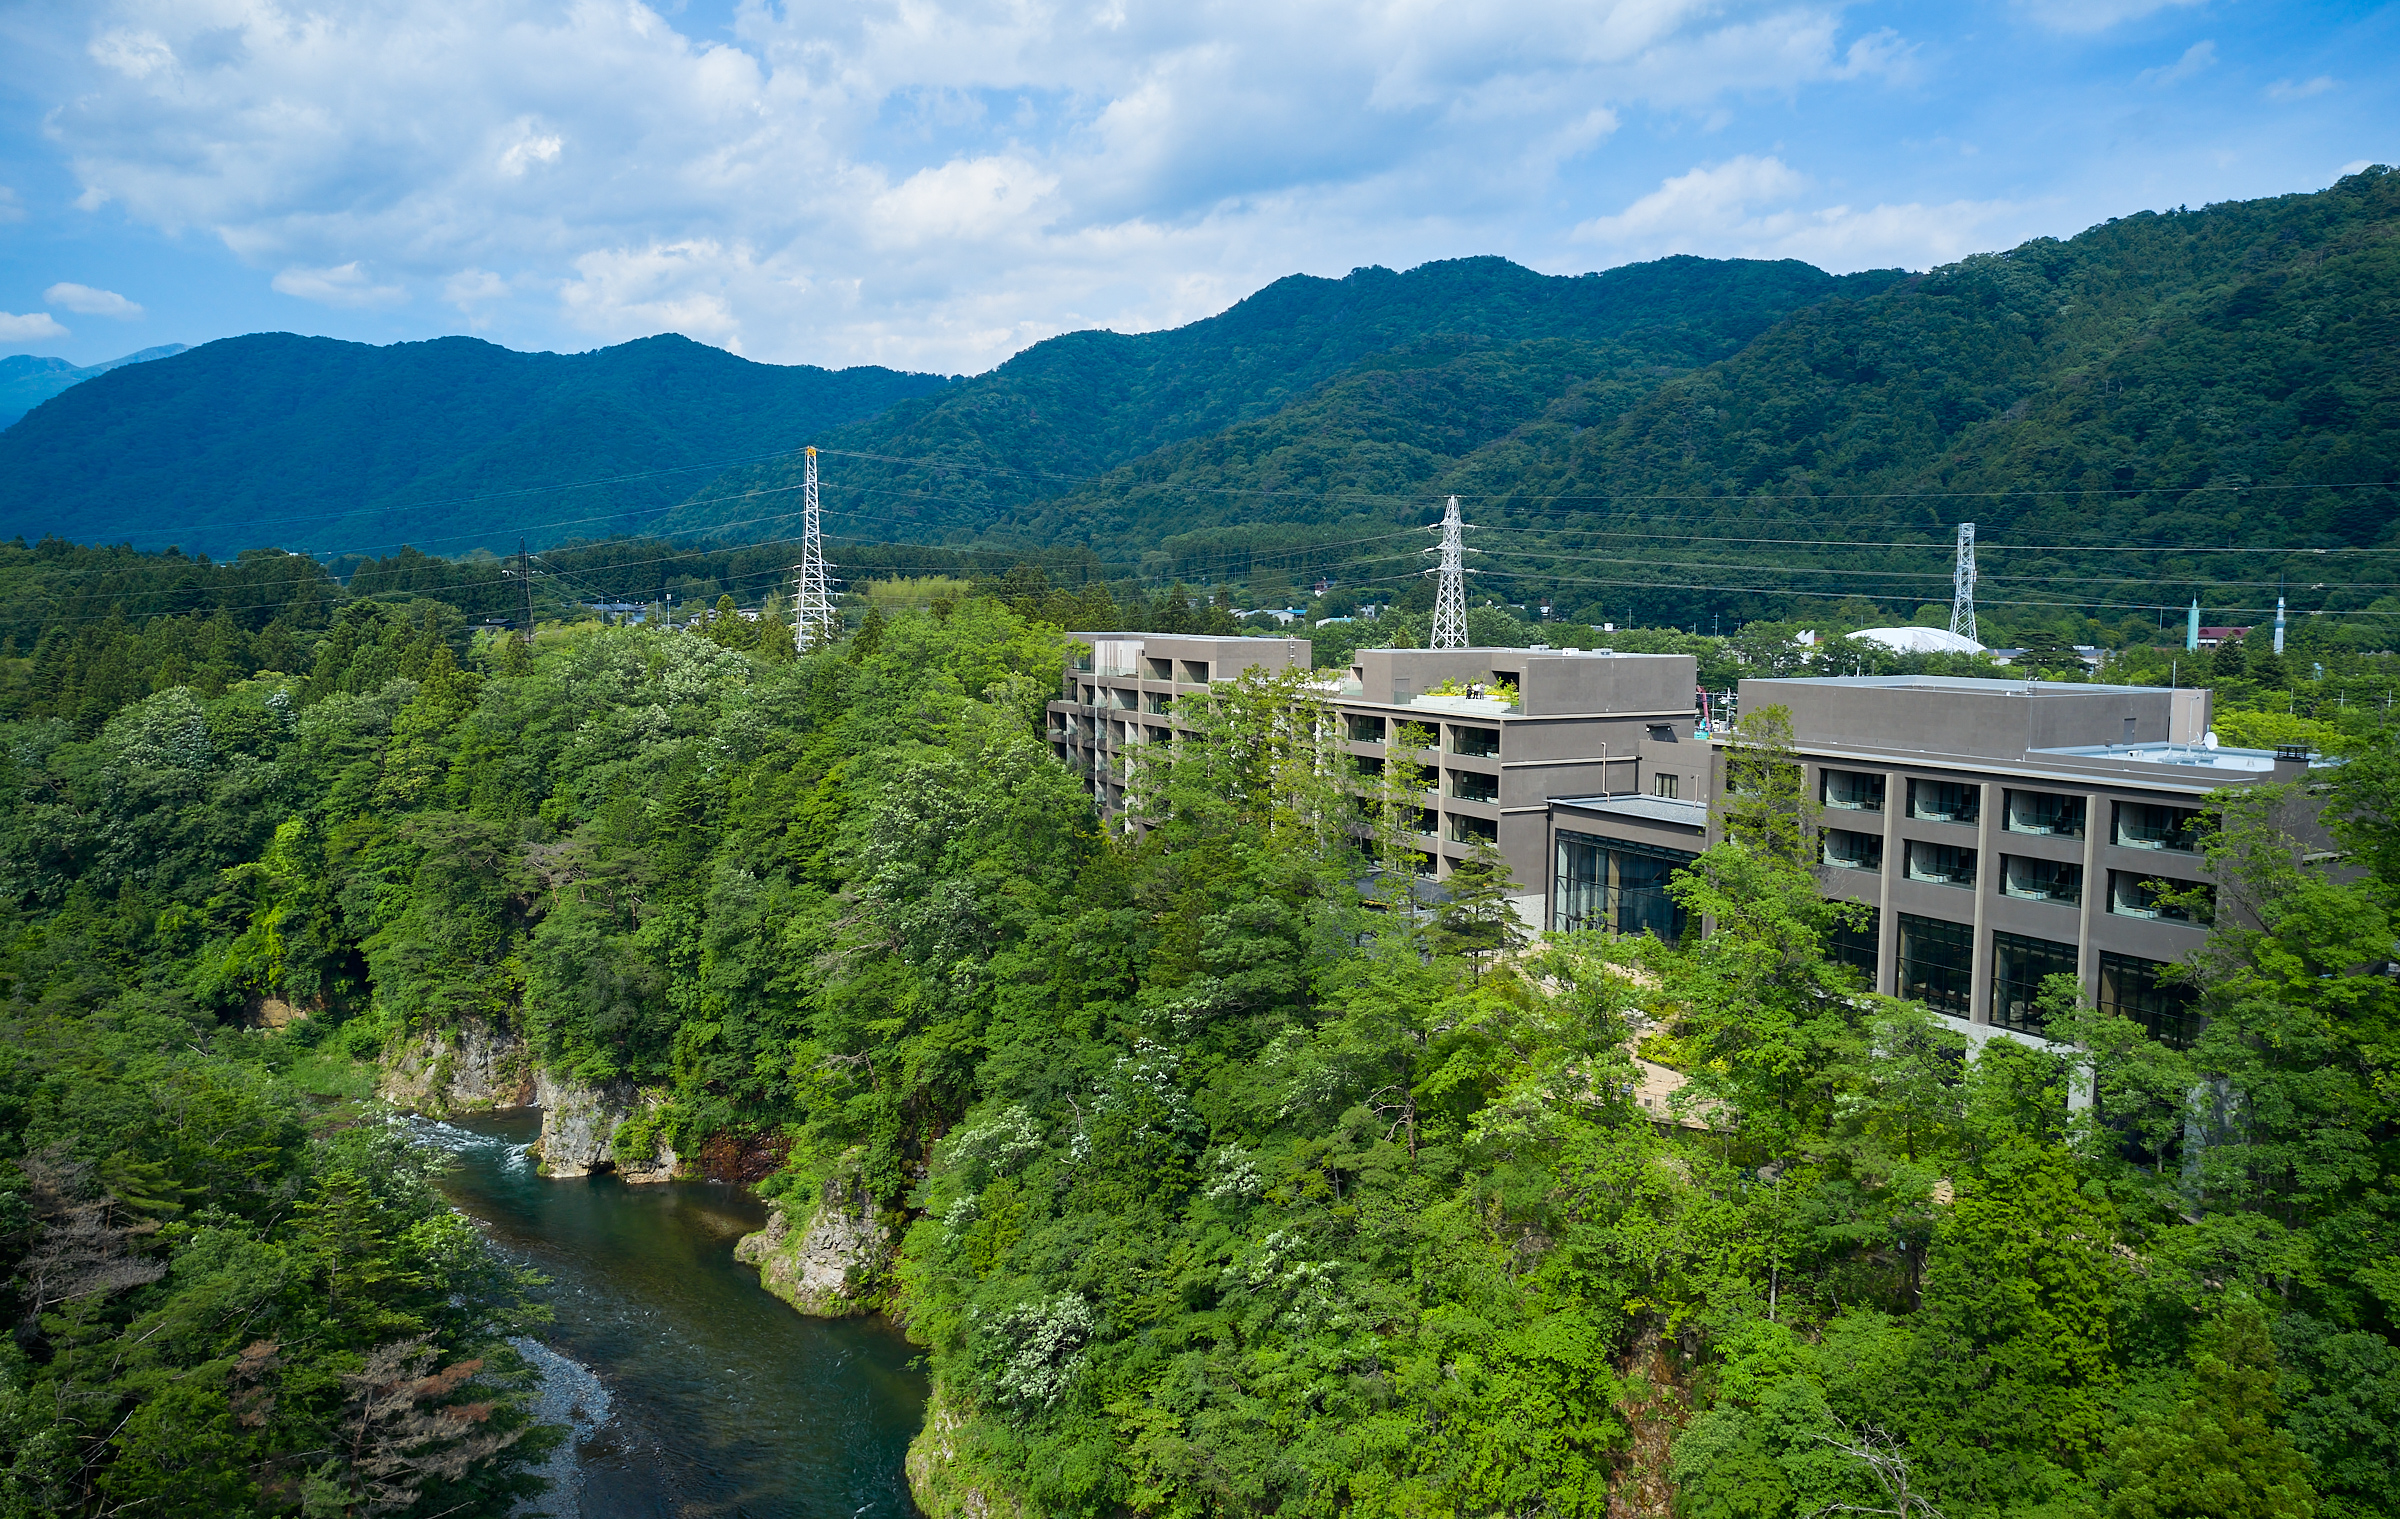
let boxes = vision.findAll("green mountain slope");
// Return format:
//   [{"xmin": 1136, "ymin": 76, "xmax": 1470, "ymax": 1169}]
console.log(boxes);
[
  {"xmin": 942, "ymin": 171, "xmax": 2396, "ymax": 636},
  {"xmin": 1423, "ymin": 167, "xmax": 2400, "ymax": 632},
  {"xmin": 660, "ymin": 255, "xmax": 1903, "ymax": 544},
  {"xmin": 0, "ymin": 344, "xmax": 186, "ymax": 430},
  {"xmin": 0, "ymin": 333, "xmax": 950, "ymax": 558}
]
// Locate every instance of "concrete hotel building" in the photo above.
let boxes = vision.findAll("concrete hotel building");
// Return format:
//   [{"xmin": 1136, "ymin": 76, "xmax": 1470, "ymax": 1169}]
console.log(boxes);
[
  {"xmin": 1721, "ymin": 675, "xmax": 2327, "ymax": 1045},
  {"xmin": 1048, "ymin": 635, "xmax": 2312, "ymax": 1048},
  {"xmin": 1047, "ymin": 634, "xmax": 1709, "ymax": 925}
]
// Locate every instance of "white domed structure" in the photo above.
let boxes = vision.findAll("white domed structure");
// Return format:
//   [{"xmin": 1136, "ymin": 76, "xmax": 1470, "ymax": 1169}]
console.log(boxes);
[{"xmin": 1847, "ymin": 626, "xmax": 1986, "ymax": 655}]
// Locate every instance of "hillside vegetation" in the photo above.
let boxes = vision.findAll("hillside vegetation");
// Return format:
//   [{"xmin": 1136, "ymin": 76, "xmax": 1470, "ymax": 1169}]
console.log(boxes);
[
  {"xmin": 0, "ymin": 334, "xmax": 950, "ymax": 559},
  {"xmin": 1, "ymin": 548, "xmax": 2395, "ymax": 1517}
]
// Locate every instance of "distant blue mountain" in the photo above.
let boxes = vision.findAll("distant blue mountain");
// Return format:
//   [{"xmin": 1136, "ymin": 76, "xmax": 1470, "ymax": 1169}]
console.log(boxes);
[{"xmin": 0, "ymin": 345, "xmax": 188, "ymax": 430}]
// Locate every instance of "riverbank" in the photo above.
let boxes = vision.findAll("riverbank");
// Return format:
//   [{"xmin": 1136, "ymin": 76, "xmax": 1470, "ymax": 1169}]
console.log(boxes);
[{"xmin": 416, "ymin": 1112, "xmax": 929, "ymax": 1517}]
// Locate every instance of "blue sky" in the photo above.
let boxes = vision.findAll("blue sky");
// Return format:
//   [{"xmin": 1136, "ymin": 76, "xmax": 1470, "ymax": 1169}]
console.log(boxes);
[{"xmin": 0, "ymin": 0, "xmax": 2392, "ymax": 375}]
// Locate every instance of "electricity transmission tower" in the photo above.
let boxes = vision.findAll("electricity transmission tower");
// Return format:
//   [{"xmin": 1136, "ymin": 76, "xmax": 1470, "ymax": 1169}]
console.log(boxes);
[
  {"xmin": 1949, "ymin": 522, "xmax": 1978, "ymax": 645},
  {"xmin": 792, "ymin": 446, "xmax": 837, "ymax": 649},
  {"xmin": 1426, "ymin": 495, "xmax": 1473, "ymax": 649},
  {"xmin": 515, "ymin": 538, "xmax": 534, "ymax": 645}
]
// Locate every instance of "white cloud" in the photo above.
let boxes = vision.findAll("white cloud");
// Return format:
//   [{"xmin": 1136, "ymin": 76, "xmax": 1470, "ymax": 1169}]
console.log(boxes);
[
  {"xmin": 0, "ymin": 186, "xmax": 23, "ymax": 224},
  {"xmin": 28, "ymin": 0, "xmax": 1934, "ymax": 371},
  {"xmin": 2012, "ymin": 0, "xmax": 2204, "ymax": 35},
  {"xmin": 2267, "ymin": 77, "xmax": 2336, "ymax": 102},
  {"xmin": 1576, "ymin": 156, "xmax": 2027, "ymax": 271},
  {"xmin": 0, "ymin": 311, "xmax": 71, "ymax": 343},
  {"xmin": 2139, "ymin": 41, "xmax": 2215, "ymax": 87},
  {"xmin": 44, "ymin": 282, "xmax": 143, "ymax": 318},
  {"xmin": 271, "ymin": 262, "xmax": 408, "ymax": 308}
]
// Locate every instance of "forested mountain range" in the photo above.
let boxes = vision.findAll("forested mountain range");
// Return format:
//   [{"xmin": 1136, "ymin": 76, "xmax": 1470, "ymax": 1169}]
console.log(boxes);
[
  {"xmin": 0, "ymin": 344, "xmax": 185, "ymax": 430},
  {"xmin": 0, "ymin": 334, "xmax": 950, "ymax": 558},
  {"xmin": 4, "ymin": 169, "xmax": 2394, "ymax": 640}
]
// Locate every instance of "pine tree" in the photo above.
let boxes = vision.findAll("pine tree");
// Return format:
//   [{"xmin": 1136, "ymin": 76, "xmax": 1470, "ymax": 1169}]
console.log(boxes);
[{"xmin": 2103, "ymin": 1300, "xmax": 2316, "ymax": 1519}]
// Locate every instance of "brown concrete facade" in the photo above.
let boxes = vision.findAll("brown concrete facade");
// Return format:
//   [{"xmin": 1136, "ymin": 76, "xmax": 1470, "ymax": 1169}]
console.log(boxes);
[
  {"xmin": 1722, "ymin": 675, "xmax": 2327, "ymax": 1036},
  {"xmin": 1047, "ymin": 635, "xmax": 1702, "ymax": 919}
]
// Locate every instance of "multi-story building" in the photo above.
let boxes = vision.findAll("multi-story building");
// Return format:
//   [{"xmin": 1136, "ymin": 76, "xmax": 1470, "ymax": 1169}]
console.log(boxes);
[
  {"xmin": 1710, "ymin": 674, "xmax": 2326, "ymax": 1046},
  {"xmin": 1047, "ymin": 634, "xmax": 1701, "ymax": 924}
]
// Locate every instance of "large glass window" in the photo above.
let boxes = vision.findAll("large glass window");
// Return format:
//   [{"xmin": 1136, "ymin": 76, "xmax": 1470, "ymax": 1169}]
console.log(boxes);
[
  {"xmin": 2115, "ymin": 800, "xmax": 2202, "ymax": 853},
  {"xmin": 1909, "ymin": 778, "xmax": 1982, "ymax": 825},
  {"xmin": 2097, "ymin": 952, "xmax": 2202, "ymax": 1048},
  {"xmin": 1553, "ymin": 831, "xmax": 1698, "ymax": 942},
  {"xmin": 2001, "ymin": 855, "xmax": 2083, "ymax": 905},
  {"xmin": 1451, "ymin": 726, "xmax": 1501, "ymax": 758},
  {"xmin": 1178, "ymin": 659, "xmax": 1211, "ymax": 683},
  {"xmin": 1905, "ymin": 840, "xmax": 1978, "ymax": 888},
  {"xmin": 1897, "ymin": 913, "xmax": 1973, "ymax": 1015},
  {"xmin": 1450, "ymin": 770, "xmax": 1498, "ymax": 803},
  {"xmin": 1448, "ymin": 813, "xmax": 1498, "ymax": 845},
  {"xmin": 2005, "ymin": 790, "xmax": 2086, "ymax": 838},
  {"xmin": 1145, "ymin": 656, "xmax": 1174, "ymax": 681},
  {"xmin": 1822, "ymin": 769, "xmax": 1886, "ymax": 812},
  {"xmin": 1992, "ymin": 931, "xmax": 2079, "ymax": 1035},
  {"xmin": 1827, "ymin": 914, "xmax": 1880, "ymax": 980},
  {"xmin": 1347, "ymin": 713, "xmax": 1387, "ymax": 743},
  {"xmin": 1823, "ymin": 828, "xmax": 1884, "ymax": 873},
  {"xmin": 2108, "ymin": 870, "xmax": 2213, "ymax": 923}
]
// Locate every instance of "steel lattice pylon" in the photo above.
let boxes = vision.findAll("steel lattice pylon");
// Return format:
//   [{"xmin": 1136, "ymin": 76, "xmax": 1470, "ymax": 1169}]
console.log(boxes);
[
  {"xmin": 1949, "ymin": 521, "xmax": 1978, "ymax": 645},
  {"xmin": 793, "ymin": 446, "xmax": 838, "ymax": 650},
  {"xmin": 1426, "ymin": 495, "xmax": 1472, "ymax": 649}
]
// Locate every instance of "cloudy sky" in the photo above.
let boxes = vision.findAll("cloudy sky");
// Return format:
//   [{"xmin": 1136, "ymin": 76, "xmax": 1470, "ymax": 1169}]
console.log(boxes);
[{"xmin": 0, "ymin": 0, "xmax": 2392, "ymax": 375}]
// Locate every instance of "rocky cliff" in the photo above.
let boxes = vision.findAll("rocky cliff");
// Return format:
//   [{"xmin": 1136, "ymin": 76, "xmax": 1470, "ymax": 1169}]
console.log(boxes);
[
  {"xmin": 379, "ymin": 1018, "xmax": 535, "ymax": 1113},
  {"xmin": 732, "ymin": 1175, "xmax": 893, "ymax": 1316},
  {"xmin": 528, "ymin": 1070, "xmax": 678, "ymax": 1182}
]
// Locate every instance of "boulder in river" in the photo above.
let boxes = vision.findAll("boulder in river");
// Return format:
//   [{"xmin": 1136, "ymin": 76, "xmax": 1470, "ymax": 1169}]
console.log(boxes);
[{"xmin": 734, "ymin": 1174, "xmax": 892, "ymax": 1316}]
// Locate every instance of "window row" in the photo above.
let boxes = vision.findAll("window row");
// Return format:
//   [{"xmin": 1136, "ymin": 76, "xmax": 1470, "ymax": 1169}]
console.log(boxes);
[
  {"xmin": 1344, "ymin": 713, "xmax": 1504, "ymax": 756},
  {"xmin": 1819, "ymin": 829, "xmax": 2209, "ymax": 918},
  {"xmin": 1820, "ymin": 770, "xmax": 2205, "ymax": 852},
  {"xmin": 1858, "ymin": 914, "xmax": 2201, "ymax": 1046}
]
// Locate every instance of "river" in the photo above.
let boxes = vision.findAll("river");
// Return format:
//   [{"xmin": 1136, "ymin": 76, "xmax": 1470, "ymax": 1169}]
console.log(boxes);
[{"xmin": 414, "ymin": 1111, "xmax": 929, "ymax": 1518}]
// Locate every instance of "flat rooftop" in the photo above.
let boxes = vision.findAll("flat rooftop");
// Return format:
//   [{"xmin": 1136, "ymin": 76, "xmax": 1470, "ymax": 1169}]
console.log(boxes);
[
  {"xmin": 1758, "ymin": 674, "xmax": 2161, "ymax": 698},
  {"xmin": 2036, "ymin": 742, "xmax": 2331, "ymax": 773}
]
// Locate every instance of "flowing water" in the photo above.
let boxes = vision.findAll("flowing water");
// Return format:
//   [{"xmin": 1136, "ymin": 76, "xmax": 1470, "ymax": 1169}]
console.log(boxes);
[{"xmin": 414, "ymin": 1112, "xmax": 928, "ymax": 1518}]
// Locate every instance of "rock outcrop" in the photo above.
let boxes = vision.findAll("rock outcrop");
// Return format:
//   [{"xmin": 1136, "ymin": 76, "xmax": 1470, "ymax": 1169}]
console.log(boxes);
[
  {"xmin": 906, "ymin": 1385, "xmax": 1026, "ymax": 1519},
  {"xmin": 733, "ymin": 1175, "xmax": 892, "ymax": 1316},
  {"xmin": 379, "ymin": 1018, "xmax": 535, "ymax": 1113},
  {"xmin": 527, "ymin": 1071, "xmax": 677, "ymax": 1182}
]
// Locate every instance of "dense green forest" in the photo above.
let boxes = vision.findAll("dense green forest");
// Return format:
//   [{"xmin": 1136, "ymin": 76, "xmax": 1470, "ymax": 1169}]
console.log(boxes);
[
  {"xmin": 2, "ymin": 541, "xmax": 2394, "ymax": 1517},
  {"xmin": 0, "ymin": 333, "xmax": 950, "ymax": 559}
]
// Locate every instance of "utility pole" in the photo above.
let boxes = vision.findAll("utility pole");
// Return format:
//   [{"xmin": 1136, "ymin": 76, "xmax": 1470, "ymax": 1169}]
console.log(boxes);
[
  {"xmin": 516, "ymin": 537, "xmax": 533, "ymax": 646},
  {"xmin": 1426, "ymin": 495, "xmax": 1473, "ymax": 650},
  {"xmin": 1948, "ymin": 523, "xmax": 1977, "ymax": 645},
  {"xmin": 793, "ymin": 446, "xmax": 836, "ymax": 650}
]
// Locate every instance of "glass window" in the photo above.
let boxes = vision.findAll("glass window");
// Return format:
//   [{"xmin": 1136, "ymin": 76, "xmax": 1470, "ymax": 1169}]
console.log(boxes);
[
  {"xmin": 1451, "ymin": 770, "xmax": 1497, "ymax": 803},
  {"xmin": 1905, "ymin": 840, "xmax": 1977, "ymax": 888},
  {"xmin": 1451, "ymin": 726, "xmax": 1501, "ymax": 758},
  {"xmin": 2001, "ymin": 855, "xmax": 2083, "ymax": 905},
  {"xmin": 1448, "ymin": 813, "xmax": 1498, "ymax": 845},
  {"xmin": 1992, "ymin": 931, "xmax": 2079, "ymax": 1035},
  {"xmin": 2115, "ymin": 800, "xmax": 2202, "ymax": 853},
  {"xmin": 1553, "ymin": 831, "xmax": 1698, "ymax": 942},
  {"xmin": 1178, "ymin": 659, "xmax": 1211, "ymax": 683},
  {"xmin": 1352, "ymin": 754, "xmax": 1385, "ymax": 780},
  {"xmin": 1908, "ymin": 778, "xmax": 1981, "ymax": 824},
  {"xmin": 1823, "ymin": 770, "xmax": 1886, "ymax": 812},
  {"xmin": 1413, "ymin": 806, "xmax": 1439, "ymax": 836},
  {"xmin": 2108, "ymin": 871, "xmax": 2213, "ymax": 923},
  {"xmin": 1823, "ymin": 828, "xmax": 1884, "ymax": 873},
  {"xmin": 1347, "ymin": 713, "xmax": 1387, "ymax": 743},
  {"xmin": 1653, "ymin": 773, "xmax": 1679, "ymax": 799},
  {"xmin": 1827, "ymin": 914, "xmax": 1880, "ymax": 980},
  {"xmin": 1897, "ymin": 913, "xmax": 1973, "ymax": 1015},
  {"xmin": 2098, "ymin": 952, "xmax": 2202, "ymax": 1047},
  {"xmin": 2005, "ymin": 790, "xmax": 2086, "ymax": 838},
  {"xmin": 1145, "ymin": 656, "xmax": 1173, "ymax": 681}
]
